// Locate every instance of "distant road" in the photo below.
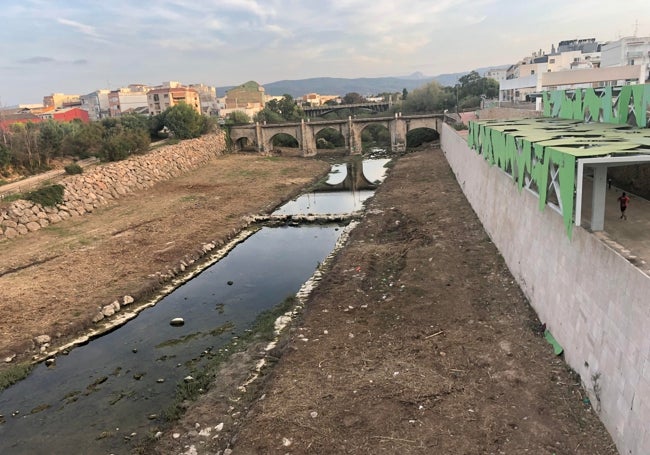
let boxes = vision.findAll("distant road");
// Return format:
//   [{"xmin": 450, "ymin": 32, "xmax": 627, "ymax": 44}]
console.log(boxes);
[{"xmin": 0, "ymin": 157, "xmax": 99, "ymax": 199}]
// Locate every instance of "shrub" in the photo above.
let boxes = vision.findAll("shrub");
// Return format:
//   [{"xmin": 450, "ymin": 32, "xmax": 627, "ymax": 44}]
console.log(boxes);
[
  {"xmin": 64, "ymin": 163, "xmax": 83, "ymax": 175},
  {"xmin": 26, "ymin": 184, "xmax": 65, "ymax": 207}
]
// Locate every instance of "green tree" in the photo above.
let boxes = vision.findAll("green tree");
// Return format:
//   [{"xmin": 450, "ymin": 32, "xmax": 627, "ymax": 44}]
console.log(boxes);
[
  {"xmin": 277, "ymin": 94, "xmax": 304, "ymax": 121},
  {"xmin": 0, "ymin": 142, "xmax": 11, "ymax": 176},
  {"xmin": 254, "ymin": 107, "xmax": 284, "ymax": 123},
  {"xmin": 8, "ymin": 122, "xmax": 41, "ymax": 171},
  {"xmin": 361, "ymin": 124, "xmax": 390, "ymax": 145},
  {"xmin": 402, "ymin": 88, "xmax": 408, "ymax": 100},
  {"xmin": 100, "ymin": 129, "xmax": 150, "ymax": 161},
  {"xmin": 61, "ymin": 122, "xmax": 104, "ymax": 158},
  {"xmin": 227, "ymin": 110, "xmax": 251, "ymax": 125},
  {"xmin": 119, "ymin": 113, "xmax": 151, "ymax": 133},
  {"xmin": 402, "ymin": 81, "xmax": 451, "ymax": 114},
  {"xmin": 257, "ymin": 95, "xmax": 305, "ymax": 122},
  {"xmin": 458, "ymin": 71, "xmax": 499, "ymax": 101},
  {"xmin": 38, "ymin": 119, "xmax": 66, "ymax": 163},
  {"xmin": 342, "ymin": 92, "xmax": 365, "ymax": 105},
  {"xmin": 271, "ymin": 133, "xmax": 298, "ymax": 147},
  {"xmin": 315, "ymin": 128, "xmax": 345, "ymax": 149},
  {"xmin": 163, "ymin": 103, "xmax": 205, "ymax": 139},
  {"xmin": 149, "ymin": 113, "xmax": 167, "ymax": 139}
]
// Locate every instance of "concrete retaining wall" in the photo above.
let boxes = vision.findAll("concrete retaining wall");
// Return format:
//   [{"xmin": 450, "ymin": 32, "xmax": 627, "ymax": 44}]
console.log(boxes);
[
  {"xmin": 0, "ymin": 133, "xmax": 226, "ymax": 242},
  {"xmin": 441, "ymin": 123, "xmax": 650, "ymax": 455},
  {"xmin": 476, "ymin": 107, "xmax": 542, "ymax": 121}
]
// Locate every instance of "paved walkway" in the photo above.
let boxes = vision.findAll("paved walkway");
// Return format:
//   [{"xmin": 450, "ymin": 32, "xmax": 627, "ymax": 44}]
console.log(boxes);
[{"xmin": 580, "ymin": 178, "xmax": 650, "ymax": 275}]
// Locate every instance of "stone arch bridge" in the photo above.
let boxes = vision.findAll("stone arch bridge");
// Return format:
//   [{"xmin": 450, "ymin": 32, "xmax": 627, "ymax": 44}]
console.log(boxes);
[{"xmin": 229, "ymin": 113, "xmax": 442, "ymax": 156}]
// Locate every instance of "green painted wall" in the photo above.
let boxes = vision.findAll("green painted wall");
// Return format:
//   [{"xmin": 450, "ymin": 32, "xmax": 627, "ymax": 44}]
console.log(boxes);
[
  {"xmin": 467, "ymin": 117, "xmax": 650, "ymax": 237},
  {"xmin": 542, "ymin": 84, "xmax": 650, "ymax": 128}
]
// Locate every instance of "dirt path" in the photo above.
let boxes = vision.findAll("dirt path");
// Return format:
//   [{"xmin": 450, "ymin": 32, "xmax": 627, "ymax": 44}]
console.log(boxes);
[
  {"xmin": 150, "ymin": 148, "xmax": 616, "ymax": 454},
  {"xmin": 0, "ymin": 153, "xmax": 330, "ymax": 363}
]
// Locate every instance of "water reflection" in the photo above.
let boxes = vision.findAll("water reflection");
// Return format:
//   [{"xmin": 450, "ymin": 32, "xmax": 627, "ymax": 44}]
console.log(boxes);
[{"xmin": 274, "ymin": 158, "xmax": 390, "ymax": 216}]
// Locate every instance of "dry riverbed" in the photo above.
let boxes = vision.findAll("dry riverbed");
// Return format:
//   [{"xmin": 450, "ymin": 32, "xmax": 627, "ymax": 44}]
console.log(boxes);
[
  {"xmin": 0, "ymin": 147, "xmax": 617, "ymax": 455},
  {"xmin": 148, "ymin": 148, "xmax": 617, "ymax": 455}
]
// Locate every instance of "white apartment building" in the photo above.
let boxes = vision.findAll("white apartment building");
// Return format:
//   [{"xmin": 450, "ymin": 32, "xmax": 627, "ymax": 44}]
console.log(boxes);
[
  {"xmin": 189, "ymin": 83, "xmax": 219, "ymax": 116},
  {"xmin": 108, "ymin": 85, "xmax": 150, "ymax": 117},
  {"xmin": 499, "ymin": 37, "xmax": 647, "ymax": 106},
  {"xmin": 601, "ymin": 36, "xmax": 650, "ymax": 82},
  {"xmin": 485, "ymin": 68, "xmax": 507, "ymax": 82},
  {"xmin": 80, "ymin": 89, "xmax": 110, "ymax": 121},
  {"xmin": 499, "ymin": 66, "xmax": 644, "ymax": 106}
]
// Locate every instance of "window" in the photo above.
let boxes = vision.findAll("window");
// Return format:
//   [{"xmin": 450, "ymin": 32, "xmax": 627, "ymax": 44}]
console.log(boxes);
[
  {"xmin": 164, "ymin": 94, "xmax": 169, "ymax": 98},
  {"xmin": 549, "ymin": 58, "xmax": 555, "ymax": 64}
]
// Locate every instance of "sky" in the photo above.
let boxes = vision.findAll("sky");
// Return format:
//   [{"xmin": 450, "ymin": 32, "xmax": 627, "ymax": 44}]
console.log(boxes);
[{"xmin": 1, "ymin": 0, "xmax": 649, "ymax": 105}]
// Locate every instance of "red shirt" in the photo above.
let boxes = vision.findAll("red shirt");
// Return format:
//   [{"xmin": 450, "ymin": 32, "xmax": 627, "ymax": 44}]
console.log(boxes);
[{"xmin": 618, "ymin": 195, "xmax": 630, "ymax": 208}]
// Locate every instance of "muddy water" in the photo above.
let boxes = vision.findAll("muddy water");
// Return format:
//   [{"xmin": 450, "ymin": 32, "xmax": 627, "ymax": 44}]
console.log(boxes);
[{"xmin": 0, "ymin": 158, "xmax": 390, "ymax": 454}]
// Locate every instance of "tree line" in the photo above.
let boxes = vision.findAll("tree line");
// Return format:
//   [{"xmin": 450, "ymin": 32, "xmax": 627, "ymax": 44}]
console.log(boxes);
[
  {"xmin": 0, "ymin": 103, "xmax": 215, "ymax": 178},
  {"xmin": 226, "ymin": 71, "xmax": 498, "ymax": 126}
]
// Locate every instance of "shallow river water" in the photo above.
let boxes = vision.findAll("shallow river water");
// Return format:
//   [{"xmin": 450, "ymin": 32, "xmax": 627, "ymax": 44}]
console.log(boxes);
[{"xmin": 0, "ymin": 157, "xmax": 390, "ymax": 454}]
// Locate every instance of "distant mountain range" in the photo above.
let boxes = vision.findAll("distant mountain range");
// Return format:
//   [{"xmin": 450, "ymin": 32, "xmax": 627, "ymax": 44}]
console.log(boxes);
[{"xmin": 216, "ymin": 66, "xmax": 508, "ymax": 98}]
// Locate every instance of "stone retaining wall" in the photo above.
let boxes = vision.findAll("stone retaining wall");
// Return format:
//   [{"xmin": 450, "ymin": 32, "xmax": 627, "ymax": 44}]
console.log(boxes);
[{"xmin": 0, "ymin": 133, "xmax": 226, "ymax": 242}]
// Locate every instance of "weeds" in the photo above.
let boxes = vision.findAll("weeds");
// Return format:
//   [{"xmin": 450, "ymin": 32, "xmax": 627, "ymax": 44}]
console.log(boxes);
[
  {"xmin": 591, "ymin": 371, "xmax": 602, "ymax": 412},
  {"xmin": 160, "ymin": 295, "xmax": 298, "ymax": 423},
  {"xmin": 0, "ymin": 362, "xmax": 34, "ymax": 391}
]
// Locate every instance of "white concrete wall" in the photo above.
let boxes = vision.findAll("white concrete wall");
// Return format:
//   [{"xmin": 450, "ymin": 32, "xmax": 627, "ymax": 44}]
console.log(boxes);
[{"xmin": 441, "ymin": 123, "xmax": 650, "ymax": 455}]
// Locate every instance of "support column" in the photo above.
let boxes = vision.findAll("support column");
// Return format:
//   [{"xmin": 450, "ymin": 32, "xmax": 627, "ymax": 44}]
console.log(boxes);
[
  {"xmin": 255, "ymin": 122, "xmax": 264, "ymax": 153},
  {"xmin": 590, "ymin": 166, "xmax": 608, "ymax": 231},
  {"xmin": 301, "ymin": 119, "xmax": 317, "ymax": 156},
  {"xmin": 391, "ymin": 113, "xmax": 407, "ymax": 152},
  {"xmin": 349, "ymin": 117, "xmax": 362, "ymax": 155}
]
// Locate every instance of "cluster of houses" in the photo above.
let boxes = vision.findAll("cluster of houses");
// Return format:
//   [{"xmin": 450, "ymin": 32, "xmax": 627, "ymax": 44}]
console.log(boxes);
[
  {"xmin": 0, "ymin": 81, "xmax": 217, "ymax": 128},
  {"xmin": 3, "ymin": 34, "xmax": 648, "ymax": 129},
  {"xmin": 0, "ymin": 79, "xmax": 345, "ymax": 129},
  {"xmin": 486, "ymin": 35, "xmax": 650, "ymax": 106}
]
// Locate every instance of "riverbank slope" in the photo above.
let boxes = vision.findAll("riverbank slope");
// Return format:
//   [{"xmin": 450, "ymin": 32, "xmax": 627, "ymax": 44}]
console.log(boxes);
[
  {"xmin": 151, "ymin": 148, "xmax": 617, "ymax": 454},
  {"xmin": 0, "ymin": 153, "xmax": 330, "ymax": 365}
]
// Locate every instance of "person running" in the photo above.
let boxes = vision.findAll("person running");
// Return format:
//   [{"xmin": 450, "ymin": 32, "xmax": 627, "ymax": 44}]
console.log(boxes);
[{"xmin": 618, "ymin": 192, "xmax": 630, "ymax": 220}]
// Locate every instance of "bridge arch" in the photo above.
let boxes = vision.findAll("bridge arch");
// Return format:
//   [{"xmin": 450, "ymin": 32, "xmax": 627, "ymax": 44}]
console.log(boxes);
[
  {"xmin": 268, "ymin": 132, "xmax": 300, "ymax": 153},
  {"xmin": 228, "ymin": 114, "xmax": 441, "ymax": 156},
  {"xmin": 229, "ymin": 126, "xmax": 257, "ymax": 151},
  {"xmin": 313, "ymin": 125, "xmax": 348, "ymax": 151},
  {"xmin": 355, "ymin": 121, "xmax": 391, "ymax": 153},
  {"xmin": 262, "ymin": 124, "xmax": 302, "ymax": 153},
  {"xmin": 406, "ymin": 127, "xmax": 439, "ymax": 148}
]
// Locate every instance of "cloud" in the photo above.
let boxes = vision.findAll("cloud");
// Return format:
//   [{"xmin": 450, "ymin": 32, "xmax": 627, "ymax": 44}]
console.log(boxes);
[
  {"xmin": 57, "ymin": 18, "xmax": 103, "ymax": 39},
  {"xmin": 16, "ymin": 56, "xmax": 89, "ymax": 66},
  {"xmin": 218, "ymin": 0, "xmax": 272, "ymax": 19},
  {"xmin": 19, "ymin": 56, "xmax": 56, "ymax": 64}
]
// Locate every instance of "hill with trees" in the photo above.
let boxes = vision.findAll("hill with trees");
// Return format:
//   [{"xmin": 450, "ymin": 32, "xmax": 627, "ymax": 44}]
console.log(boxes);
[{"xmin": 216, "ymin": 66, "xmax": 507, "ymax": 98}]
